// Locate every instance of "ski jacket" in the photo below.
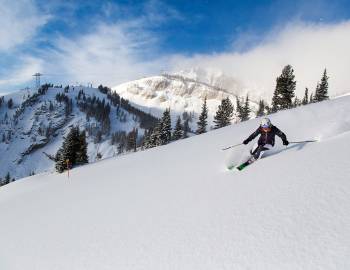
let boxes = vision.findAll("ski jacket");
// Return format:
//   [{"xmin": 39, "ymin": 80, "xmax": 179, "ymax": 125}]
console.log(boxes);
[{"xmin": 245, "ymin": 125, "xmax": 287, "ymax": 146}]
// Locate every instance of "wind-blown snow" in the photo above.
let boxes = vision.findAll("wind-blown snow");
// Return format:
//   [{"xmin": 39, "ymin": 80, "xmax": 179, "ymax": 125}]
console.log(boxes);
[{"xmin": 1, "ymin": 96, "xmax": 350, "ymax": 269}]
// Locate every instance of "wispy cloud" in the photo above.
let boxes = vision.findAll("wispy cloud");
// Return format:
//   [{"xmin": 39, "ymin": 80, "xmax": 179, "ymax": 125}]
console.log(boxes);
[
  {"xmin": 42, "ymin": 21, "xmax": 166, "ymax": 86},
  {"xmin": 0, "ymin": 0, "xmax": 50, "ymax": 51},
  {"xmin": 0, "ymin": 56, "xmax": 43, "ymax": 87},
  {"xmin": 0, "ymin": 0, "xmax": 176, "ymax": 93}
]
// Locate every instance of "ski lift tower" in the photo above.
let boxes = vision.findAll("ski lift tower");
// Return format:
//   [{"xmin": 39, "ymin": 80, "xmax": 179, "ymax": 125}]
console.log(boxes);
[{"xmin": 32, "ymin": 73, "xmax": 43, "ymax": 89}]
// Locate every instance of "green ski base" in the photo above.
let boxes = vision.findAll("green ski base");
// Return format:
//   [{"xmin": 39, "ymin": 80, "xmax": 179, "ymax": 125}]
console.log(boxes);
[
  {"xmin": 227, "ymin": 161, "xmax": 249, "ymax": 171},
  {"xmin": 236, "ymin": 162, "xmax": 249, "ymax": 171}
]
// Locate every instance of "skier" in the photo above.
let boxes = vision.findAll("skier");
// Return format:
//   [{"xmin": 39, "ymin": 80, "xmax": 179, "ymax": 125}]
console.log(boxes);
[{"xmin": 242, "ymin": 118, "xmax": 289, "ymax": 162}]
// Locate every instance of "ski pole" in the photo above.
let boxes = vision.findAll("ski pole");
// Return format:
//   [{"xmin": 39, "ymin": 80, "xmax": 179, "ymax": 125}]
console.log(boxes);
[
  {"xmin": 222, "ymin": 143, "xmax": 242, "ymax": 151},
  {"xmin": 289, "ymin": 140, "xmax": 317, "ymax": 144}
]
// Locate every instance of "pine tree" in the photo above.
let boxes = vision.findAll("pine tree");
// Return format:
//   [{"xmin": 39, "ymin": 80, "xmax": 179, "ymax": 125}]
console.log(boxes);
[
  {"xmin": 126, "ymin": 129, "xmax": 138, "ymax": 152},
  {"xmin": 265, "ymin": 104, "xmax": 272, "ymax": 115},
  {"xmin": 293, "ymin": 96, "xmax": 301, "ymax": 107},
  {"xmin": 55, "ymin": 126, "xmax": 88, "ymax": 173},
  {"xmin": 236, "ymin": 97, "xmax": 244, "ymax": 121},
  {"xmin": 241, "ymin": 94, "xmax": 251, "ymax": 121},
  {"xmin": 147, "ymin": 122, "xmax": 162, "ymax": 148},
  {"xmin": 271, "ymin": 65, "xmax": 296, "ymax": 112},
  {"xmin": 302, "ymin": 88, "xmax": 309, "ymax": 105},
  {"xmin": 159, "ymin": 108, "xmax": 172, "ymax": 145},
  {"xmin": 173, "ymin": 116, "xmax": 184, "ymax": 140},
  {"xmin": 183, "ymin": 118, "xmax": 190, "ymax": 138},
  {"xmin": 64, "ymin": 126, "xmax": 80, "ymax": 164},
  {"xmin": 196, "ymin": 97, "xmax": 208, "ymax": 134},
  {"xmin": 309, "ymin": 93, "xmax": 314, "ymax": 103},
  {"xmin": 214, "ymin": 97, "xmax": 234, "ymax": 129},
  {"xmin": 4, "ymin": 172, "xmax": 11, "ymax": 185},
  {"xmin": 314, "ymin": 69, "xmax": 329, "ymax": 102},
  {"xmin": 142, "ymin": 129, "xmax": 151, "ymax": 149},
  {"xmin": 55, "ymin": 148, "xmax": 66, "ymax": 173},
  {"xmin": 7, "ymin": 98, "xmax": 13, "ymax": 109},
  {"xmin": 118, "ymin": 136, "xmax": 126, "ymax": 153},
  {"xmin": 256, "ymin": 100, "xmax": 265, "ymax": 117},
  {"xmin": 76, "ymin": 130, "xmax": 88, "ymax": 164}
]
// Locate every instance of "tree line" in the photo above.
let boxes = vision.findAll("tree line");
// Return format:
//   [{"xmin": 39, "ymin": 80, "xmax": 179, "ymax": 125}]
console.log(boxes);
[
  {"xmin": 50, "ymin": 66, "xmax": 329, "ymax": 173},
  {"xmin": 210, "ymin": 65, "xmax": 330, "ymax": 131}
]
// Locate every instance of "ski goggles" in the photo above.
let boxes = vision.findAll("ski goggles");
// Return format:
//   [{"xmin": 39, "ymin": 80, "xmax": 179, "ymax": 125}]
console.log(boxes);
[{"xmin": 261, "ymin": 126, "xmax": 271, "ymax": 132}]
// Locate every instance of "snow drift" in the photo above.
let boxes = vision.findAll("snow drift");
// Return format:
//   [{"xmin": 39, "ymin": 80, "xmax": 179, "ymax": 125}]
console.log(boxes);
[{"xmin": 1, "ymin": 96, "xmax": 350, "ymax": 269}]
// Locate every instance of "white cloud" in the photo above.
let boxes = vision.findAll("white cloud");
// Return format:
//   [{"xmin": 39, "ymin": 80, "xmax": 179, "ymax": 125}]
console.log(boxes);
[
  {"xmin": 0, "ymin": 56, "xmax": 43, "ymax": 87},
  {"xmin": 0, "ymin": 0, "xmax": 50, "ymax": 51},
  {"xmin": 41, "ymin": 22, "xmax": 166, "ymax": 86},
  {"xmin": 169, "ymin": 21, "xmax": 350, "ymax": 100},
  {"xmin": 2, "ymin": 0, "xmax": 350, "ymax": 102}
]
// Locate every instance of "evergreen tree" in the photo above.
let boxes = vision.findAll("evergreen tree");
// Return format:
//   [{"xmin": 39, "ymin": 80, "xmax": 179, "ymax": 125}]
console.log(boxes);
[
  {"xmin": 241, "ymin": 94, "xmax": 251, "ymax": 121},
  {"xmin": 196, "ymin": 97, "xmax": 208, "ymax": 134},
  {"xmin": 117, "ymin": 136, "xmax": 126, "ymax": 154},
  {"xmin": 265, "ymin": 104, "xmax": 272, "ymax": 115},
  {"xmin": 55, "ymin": 148, "xmax": 66, "ymax": 173},
  {"xmin": 293, "ymin": 96, "xmax": 301, "ymax": 107},
  {"xmin": 126, "ymin": 128, "xmax": 138, "ymax": 152},
  {"xmin": 271, "ymin": 65, "xmax": 296, "ymax": 112},
  {"xmin": 302, "ymin": 88, "xmax": 309, "ymax": 105},
  {"xmin": 314, "ymin": 69, "xmax": 329, "ymax": 102},
  {"xmin": 65, "ymin": 126, "xmax": 80, "ymax": 164},
  {"xmin": 142, "ymin": 129, "xmax": 151, "ymax": 149},
  {"xmin": 256, "ymin": 100, "xmax": 265, "ymax": 117},
  {"xmin": 155, "ymin": 123, "xmax": 164, "ymax": 146},
  {"xmin": 4, "ymin": 172, "xmax": 11, "ymax": 185},
  {"xmin": 309, "ymin": 93, "xmax": 314, "ymax": 103},
  {"xmin": 214, "ymin": 97, "xmax": 234, "ymax": 129},
  {"xmin": 183, "ymin": 118, "xmax": 190, "ymax": 138},
  {"xmin": 236, "ymin": 97, "xmax": 244, "ymax": 121},
  {"xmin": 55, "ymin": 126, "xmax": 88, "ymax": 173},
  {"xmin": 7, "ymin": 98, "xmax": 13, "ymax": 109},
  {"xmin": 172, "ymin": 116, "xmax": 183, "ymax": 140},
  {"xmin": 146, "ymin": 122, "xmax": 162, "ymax": 148},
  {"xmin": 159, "ymin": 108, "xmax": 172, "ymax": 145},
  {"xmin": 49, "ymin": 101, "xmax": 54, "ymax": 111},
  {"xmin": 76, "ymin": 130, "xmax": 88, "ymax": 164}
]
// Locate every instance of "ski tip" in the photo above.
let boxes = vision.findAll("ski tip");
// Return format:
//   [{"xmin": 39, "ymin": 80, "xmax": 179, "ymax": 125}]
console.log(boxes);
[{"xmin": 227, "ymin": 165, "xmax": 235, "ymax": 170}]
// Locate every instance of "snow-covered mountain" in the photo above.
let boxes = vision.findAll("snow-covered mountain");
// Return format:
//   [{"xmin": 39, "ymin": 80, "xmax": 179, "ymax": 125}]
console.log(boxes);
[
  {"xmin": 112, "ymin": 71, "xmax": 256, "ymax": 125},
  {"xmin": 0, "ymin": 85, "xmax": 157, "ymax": 180},
  {"xmin": 1, "ymin": 95, "xmax": 350, "ymax": 269},
  {"xmin": 0, "ymin": 71, "xmax": 255, "ymax": 181}
]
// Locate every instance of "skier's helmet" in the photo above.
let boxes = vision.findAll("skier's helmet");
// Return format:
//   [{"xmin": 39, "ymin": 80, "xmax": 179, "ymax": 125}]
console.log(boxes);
[{"xmin": 260, "ymin": 118, "xmax": 271, "ymax": 128}]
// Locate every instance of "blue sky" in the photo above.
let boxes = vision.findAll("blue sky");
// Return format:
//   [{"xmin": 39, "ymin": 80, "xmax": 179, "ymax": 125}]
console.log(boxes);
[
  {"xmin": 36, "ymin": 0, "xmax": 350, "ymax": 53},
  {"xmin": 1, "ymin": 0, "xmax": 350, "ymax": 94}
]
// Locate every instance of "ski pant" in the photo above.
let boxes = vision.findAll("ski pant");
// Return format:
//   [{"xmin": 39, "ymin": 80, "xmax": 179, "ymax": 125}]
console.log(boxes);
[{"xmin": 250, "ymin": 143, "xmax": 273, "ymax": 160}]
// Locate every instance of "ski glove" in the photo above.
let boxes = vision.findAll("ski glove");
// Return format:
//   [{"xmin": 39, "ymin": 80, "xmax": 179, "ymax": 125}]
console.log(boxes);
[
  {"xmin": 243, "ymin": 139, "xmax": 249, "ymax": 145},
  {"xmin": 283, "ymin": 139, "xmax": 289, "ymax": 146}
]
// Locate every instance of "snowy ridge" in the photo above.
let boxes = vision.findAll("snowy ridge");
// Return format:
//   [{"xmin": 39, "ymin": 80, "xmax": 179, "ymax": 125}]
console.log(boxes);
[
  {"xmin": 0, "ymin": 85, "xmax": 154, "ymax": 180},
  {"xmin": 112, "ymin": 72, "xmax": 256, "ymax": 125},
  {"xmin": 1, "ymin": 96, "xmax": 350, "ymax": 269}
]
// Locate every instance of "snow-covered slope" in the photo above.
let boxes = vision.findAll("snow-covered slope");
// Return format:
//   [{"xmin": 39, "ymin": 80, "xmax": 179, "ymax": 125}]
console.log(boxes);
[
  {"xmin": 112, "ymin": 72, "xmax": 255, "ymax": 126},
  {"xmin": 1, "ymin": 96, "xmax": 350, "ymax": 269},
  {"xmin": 0, "ymin": 85, "xmax": 156, "ymax": 180}
]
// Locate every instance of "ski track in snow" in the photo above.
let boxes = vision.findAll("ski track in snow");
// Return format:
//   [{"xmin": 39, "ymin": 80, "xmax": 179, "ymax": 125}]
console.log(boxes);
[{"xmin": 1, "ymin": 96, "xmax": 350, "ymax": 269}]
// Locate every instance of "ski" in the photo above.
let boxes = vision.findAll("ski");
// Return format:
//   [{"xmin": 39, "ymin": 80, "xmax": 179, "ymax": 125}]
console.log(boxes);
[
  {"xmin": 236, "ymin": 157, "xmax": 256, "ymax": 171},
  {"xmin": 236, "ymin": 161, "xmax": 250, "ymax": 171}
]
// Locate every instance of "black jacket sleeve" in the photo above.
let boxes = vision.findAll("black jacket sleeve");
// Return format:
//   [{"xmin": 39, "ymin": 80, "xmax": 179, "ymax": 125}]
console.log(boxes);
[
  {"xmin": 275, "ymin": 127, "xmax": 287, "ymax": 141},
  {"xmin": 245, "ymin": 127, "xmax": 260, "ymax": 143}
]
